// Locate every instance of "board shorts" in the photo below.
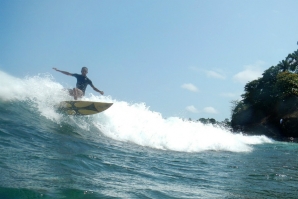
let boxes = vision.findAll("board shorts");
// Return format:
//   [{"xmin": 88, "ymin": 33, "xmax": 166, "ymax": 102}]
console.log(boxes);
[{"xmin": 68, "ymin": 88, "xmax": 84, "ymax": 98}]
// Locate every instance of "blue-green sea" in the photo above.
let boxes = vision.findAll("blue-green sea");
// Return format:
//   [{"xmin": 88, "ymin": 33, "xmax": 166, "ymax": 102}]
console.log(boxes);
[{"xmin": 0, "ymin": 71, "xmax": 297, "ymax": 199}]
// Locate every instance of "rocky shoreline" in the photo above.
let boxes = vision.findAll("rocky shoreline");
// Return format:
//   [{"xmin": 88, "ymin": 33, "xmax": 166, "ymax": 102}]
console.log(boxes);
[{"xmin": 232, "ymin": 96, "xmax": 298, "ymax": 142}]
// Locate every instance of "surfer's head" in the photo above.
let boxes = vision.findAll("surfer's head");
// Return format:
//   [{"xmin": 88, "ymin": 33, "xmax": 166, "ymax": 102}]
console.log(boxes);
[{"xmin": 81, "ymin": 67, "xmax": 88, "ymax": 76}]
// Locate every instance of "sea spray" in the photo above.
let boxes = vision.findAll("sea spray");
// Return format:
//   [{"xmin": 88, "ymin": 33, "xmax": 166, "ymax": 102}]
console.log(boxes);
[
  {"xmin": 0, "ymin": 71, "xmax": 68, "ymax": 121},
  {"xmin": 93, "ymin": 99, "xmax": 273, "ymax": 153}
]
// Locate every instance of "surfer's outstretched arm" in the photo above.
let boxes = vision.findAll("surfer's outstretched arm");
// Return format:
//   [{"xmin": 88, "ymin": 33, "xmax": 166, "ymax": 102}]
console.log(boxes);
[
  {"xmin": 52, "ymin": 68, "xmax": 72, "ymax": 76},
  {"xmin": 91, "ymin": 84, "xmax": 104, "ymax": 95}
]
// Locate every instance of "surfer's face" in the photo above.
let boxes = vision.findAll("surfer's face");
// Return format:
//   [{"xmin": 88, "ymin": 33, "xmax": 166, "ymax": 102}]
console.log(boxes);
[{"xmin": 81, "ymin": 68, "xmax": 88, "ymax": 76}]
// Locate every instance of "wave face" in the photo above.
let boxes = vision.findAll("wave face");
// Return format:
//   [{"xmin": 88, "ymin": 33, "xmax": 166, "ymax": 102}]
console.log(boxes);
[{"xmin": 0, "ymin": 71, "xmax": 272, "ymax": 153}]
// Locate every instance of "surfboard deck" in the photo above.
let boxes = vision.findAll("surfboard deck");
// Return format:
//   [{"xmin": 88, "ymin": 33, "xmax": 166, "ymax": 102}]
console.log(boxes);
[{"xmin": 57, "ymin": 101, "xmax": 113, "ymax": 115}]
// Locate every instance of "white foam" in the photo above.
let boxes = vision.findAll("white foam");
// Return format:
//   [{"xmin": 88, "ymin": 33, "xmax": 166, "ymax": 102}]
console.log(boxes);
[
  {"xmin": 0, "ymin": 71, "xmax": 273, "ymax": 152},
  {"xmin": 0, "ymin": 71, "xmax": 69, "ymax": 121},
  {"xmin": 94, "ymin": 99, "xmax": 273, "ymax": 153}
]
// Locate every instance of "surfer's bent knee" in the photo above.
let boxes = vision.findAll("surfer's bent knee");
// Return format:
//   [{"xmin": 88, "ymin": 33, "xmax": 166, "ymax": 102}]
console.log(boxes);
[
  {"xmin": 68, "ymin": 88, "xmax": 83, "ymax": 100},
  {"xmin": 75, "ymin": 88, "xmax": 83, "ymax": 97}
]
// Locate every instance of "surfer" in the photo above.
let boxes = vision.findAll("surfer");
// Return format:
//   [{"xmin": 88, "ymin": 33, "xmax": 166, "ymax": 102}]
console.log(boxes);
[{"xmin": 53, "ymin": 67, "xmax": 104, "ymax": 100}]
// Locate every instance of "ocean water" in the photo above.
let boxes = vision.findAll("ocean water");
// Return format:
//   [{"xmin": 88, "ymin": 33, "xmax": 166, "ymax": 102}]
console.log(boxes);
[{"xmin": 0, "ymin": 71, "xmax": 297, "ymax": 199}]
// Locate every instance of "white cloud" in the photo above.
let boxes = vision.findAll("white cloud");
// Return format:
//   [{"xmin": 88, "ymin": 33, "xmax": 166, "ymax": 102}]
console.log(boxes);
[
  {"xmin": 181, "ymin": 83, "xmax": 199, "ymax": 92},
  {"xmin": 189, "ymin": 67, "xmax": 226, "ymax": 80},
  {"xmin": 203, "ymin": 107, "xmax": 218, "ymax": 114},
  {"xmin": 233, "ymin": 61, "xmax": 265, "ymax": 84},
  {"xmin": 206, "ymin": 70, "xmax": 226, "ymax": 79},
  {"xmin": 186, "ymin": 105, "xmax": 199, "ymax": 113},
  {"xmin": 185, "ymin": 105, "xmax": 219, "ymax": 114}
]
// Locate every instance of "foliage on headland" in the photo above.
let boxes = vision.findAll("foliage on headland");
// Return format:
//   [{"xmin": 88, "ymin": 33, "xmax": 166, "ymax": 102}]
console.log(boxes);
[
  {"xmin": 186, "ymin": 117, "xmax": 231, "ymax": 129},
  {"xmin": 231, "ymin": 49, "xmax": 298, "ymax": 140}
]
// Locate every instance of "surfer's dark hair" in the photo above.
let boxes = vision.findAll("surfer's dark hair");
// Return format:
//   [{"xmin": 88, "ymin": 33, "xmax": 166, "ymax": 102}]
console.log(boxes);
[{"xmin": 81, "ymin": 67, "xmax": 88, "ymax": 71}]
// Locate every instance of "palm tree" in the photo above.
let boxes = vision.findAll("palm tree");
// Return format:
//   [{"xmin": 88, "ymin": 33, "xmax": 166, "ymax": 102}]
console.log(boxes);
[
  {"xmin": 288, "ymin": 50, "xmax": 298, "ymax": 72},
  {"xmin": 278, "ymin": 60, "xmax": 290, "ymax": 72},
  {"xmin": 286, "ymin": 53, "xmax": 293, "ymax": 63}
]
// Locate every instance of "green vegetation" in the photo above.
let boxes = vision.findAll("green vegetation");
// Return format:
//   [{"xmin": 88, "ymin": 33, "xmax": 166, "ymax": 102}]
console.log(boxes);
[
  {"xmin": 200, "ymin": 118, "xmax": 231, "ymax": 128},
  {"xmin": 197, "ymin": 118, "xmax": 217, "ymax": 124},
  {"xmin": 184, "ymin": 117, "xmax": 231, "ymax": 128},
  {"xmin": 190, "ymin": 118, "xmax": 231, "ymax": 128},
  {"xmin": 231, "ymin": 49, "xmax": 298, "ymax": 128}
]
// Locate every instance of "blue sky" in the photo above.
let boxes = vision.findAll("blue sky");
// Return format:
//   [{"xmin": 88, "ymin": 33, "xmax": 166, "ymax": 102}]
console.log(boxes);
[{"xmin": 1, "ymin": 0, "xmax": 298, "ymax": 121}]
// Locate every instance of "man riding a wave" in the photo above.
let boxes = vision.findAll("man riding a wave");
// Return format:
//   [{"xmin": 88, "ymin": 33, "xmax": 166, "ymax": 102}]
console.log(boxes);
[{"xmin": 53, "ymin": 67, "xmax": 104, "ymax": 100}]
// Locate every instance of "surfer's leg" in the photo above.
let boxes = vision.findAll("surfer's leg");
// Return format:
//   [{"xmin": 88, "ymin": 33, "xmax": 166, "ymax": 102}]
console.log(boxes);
[
  {"xmin": 73, "ymin": 88, "xmax": 78, "ymax": 100},
  {"xmin": 71, "ymin": 88, "xmax": 83, "ymax": 100},
  {"xmin": 68, "ymin": 89, "xmax": 74, "ymax": 96},
  {"xmin": 65, "ymin": 88, "xmax": 79, "ymax": 100},
  {"xmin": 76, "ymin": 89, "xmax": 84, "ymax": 99}
]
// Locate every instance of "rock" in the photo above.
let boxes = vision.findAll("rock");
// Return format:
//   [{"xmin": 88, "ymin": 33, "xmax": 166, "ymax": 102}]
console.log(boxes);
[{"xmin": 231, "ymin": 96, "xmax": 298, "ymax": 142}]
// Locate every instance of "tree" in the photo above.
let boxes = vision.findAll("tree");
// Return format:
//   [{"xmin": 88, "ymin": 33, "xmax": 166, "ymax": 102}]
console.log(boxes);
[
  {"xmin": 242, "ymin": 79, "xmax": 262, "ymax": 105},
  {"xmin": 288, "ymin": 50, "xmax": 298, "ymax": 72},
  {"xmin": 209, "ymin": 118, "xmax": 216, "ymax": 124},
  {"xmin": 198, "ymin": 118, "xmax": 207, "ymax": 124},
  {"xmin": 197, "ymin": 118, "xmax": 217, "ymax": 124},
  {"xmin": 231, "ymin": 49, "xmax": 298, "ymax": 128},
  {"xmin": 275, "ymin": 72, "xmax": 298, "ymax": 99},
  {"xmin": 278, "ymin": 60, "xmax": 290, "ymax": 72}
]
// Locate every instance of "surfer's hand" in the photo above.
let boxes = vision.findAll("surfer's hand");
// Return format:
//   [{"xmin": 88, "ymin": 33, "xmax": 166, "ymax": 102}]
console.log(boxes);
[
  {"xmin": 99, "ymin": 91, "xmax": 104, "ymax": 95},
  {"xmin": 53, "ymin": 67, "xmax": 58, "ymax": 71}
]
